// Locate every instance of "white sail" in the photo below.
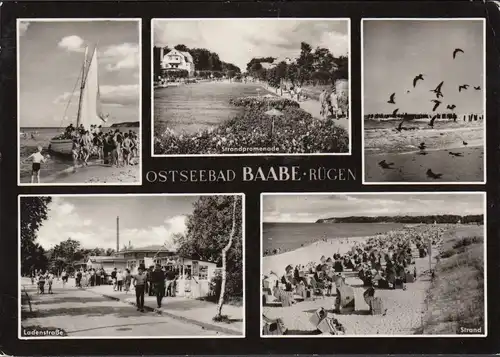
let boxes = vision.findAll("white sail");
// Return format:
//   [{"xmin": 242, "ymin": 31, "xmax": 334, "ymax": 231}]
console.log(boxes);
[{"xmin": 78, "ymin": 47, "xmax": 107, "ymax": 129}]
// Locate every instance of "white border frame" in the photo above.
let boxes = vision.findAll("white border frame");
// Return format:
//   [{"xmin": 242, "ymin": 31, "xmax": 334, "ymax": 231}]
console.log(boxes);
[
  {"xmin": 150, "ymin": 18, "xmax": 352, "ymax": 157},
  {"xmin": 18, "ymin": 193, "xmax": 246, "ymax": 339},
  {"xmin": 361, "ymin": 18, "xmax": 487, "ymax": 185},
  {"xmin": 259, "ymin": 191, "xmax": 487, "ymax": 338},
  {"xmin": 16, "ymin": 18, "xmax": 143, "ymax": 187}
]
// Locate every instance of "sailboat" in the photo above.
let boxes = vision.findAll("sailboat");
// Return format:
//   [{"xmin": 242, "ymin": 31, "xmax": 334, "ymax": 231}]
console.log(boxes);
[{"xmin": 49, "ymin": 46, "xmax": 108, "ymax": 156}]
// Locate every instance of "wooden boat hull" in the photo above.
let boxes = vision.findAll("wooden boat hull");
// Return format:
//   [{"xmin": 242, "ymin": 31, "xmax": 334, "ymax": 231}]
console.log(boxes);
[{"xmin": 49, "ymin": 139, "xmax": 73, "ymax": 156}]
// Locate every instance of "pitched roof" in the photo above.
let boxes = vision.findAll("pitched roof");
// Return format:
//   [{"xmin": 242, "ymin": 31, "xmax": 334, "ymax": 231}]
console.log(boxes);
[{"xmin": 179, "ymin": 51, "xmax": 193, "ymax": 63}]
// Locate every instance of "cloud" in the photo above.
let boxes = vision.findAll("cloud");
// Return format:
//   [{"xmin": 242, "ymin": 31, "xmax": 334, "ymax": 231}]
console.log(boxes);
[
  {"xmin": 53, "ymin": 84, "xmax": 139, "ymax": 106},
  {"xmin": 154, "ymin": 19, "xmax": 349, "ymax": 72},
  {"xmin": 263, "ymin": 194, "xmax": 484, "ymax": 222},
  {"xmin": 99, "ymin": 43, "xmax": 140, "ymax": 72},
  {"xmin": 58, "ymin": 35, "xmax": 85, "ymax": 53},
  {"xmin": 36, "ymin": 198, "xmax": 188, "ymax": 251},
  {"xmin": 18, "ymin": 22, "xmax": 30, "ymax": 37}
]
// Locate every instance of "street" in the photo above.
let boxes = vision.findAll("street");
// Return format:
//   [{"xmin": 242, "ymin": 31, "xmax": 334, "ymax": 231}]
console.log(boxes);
[{"xmin": 20, "ymin": 278, "xmax": 219, "ymax": 337}]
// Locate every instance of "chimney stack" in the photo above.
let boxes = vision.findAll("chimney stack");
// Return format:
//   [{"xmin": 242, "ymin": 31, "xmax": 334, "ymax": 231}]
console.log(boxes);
[{"xmin": 116, "ymin": 216, "xmax": 119, "ymax": 252}]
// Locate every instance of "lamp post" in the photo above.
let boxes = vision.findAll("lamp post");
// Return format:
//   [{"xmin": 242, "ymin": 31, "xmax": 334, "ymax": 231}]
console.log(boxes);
[{"xmin": 264, "ymin": 108, "xmax": 284, "ymax": 138}]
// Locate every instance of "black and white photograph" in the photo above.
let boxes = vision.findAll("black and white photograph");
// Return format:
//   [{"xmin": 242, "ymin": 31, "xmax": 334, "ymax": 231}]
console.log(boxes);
[
  {"xmin": 152, "ymin": 18, "xmax": 350, "ymax": 156},
  {"xmin": 261, "ymin": 192, "xmax": 486, "ymax": 337},
  {"xmin": 17, "ymin": 19, "xmax": 142, "ymax": 186},
  {"xmin": 19, "ymin": 194, "xmax": 245, "ymax": 338},
  {"xmin": 362, "ymin": 19, "xmax": 485, "ymax": 184}
]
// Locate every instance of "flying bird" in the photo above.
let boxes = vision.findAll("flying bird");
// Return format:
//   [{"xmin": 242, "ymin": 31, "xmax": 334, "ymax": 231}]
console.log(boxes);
[
  {"xmin": 458, "ymin": 84, "xmax": 469, "ymax": 92},
  {"xmin": 430, "ymin": 81, "xmax": 444, "ymax": 98},
  {"xmin": 428, "ymin": 114, "xmax": 438, "ymax": 128},
  {"xmin": 474, "ymin": 86, "xmax": 481, "ymax": 90},
  {"xmin": 453, "ymin": 48, "xmax": 464, "ymax": 59},
  {"xmin": 447, "ymin": 104, "xmax": 456, "ymax": 110},
  {"xmin": 378, "ymin": 160, "xmax": 395, "ymax": 169},
  {"xmin": 388, "ymin": 93, "xmax": 396, "ymax": 104},
  {"xmin": 449, "ymin": 152, "xmax": 463, "ymax": 157},
  {"xmin": 426, "ymin": 169, "xmax": 443, "ymax": 179},
  {"xmin": 392, "ymin": 108, "xmax": 399, "ymax": 116},
  {"xmin": 431, "ymin": 100, "xmax": 441, "ymax": 112},
  {"xmin": 413, "ymin": 74, "xmax": 424, "ymax": 87},
  {"xmin": 396, "ymin": 119, "xmax": 405, "ymax": 132}
]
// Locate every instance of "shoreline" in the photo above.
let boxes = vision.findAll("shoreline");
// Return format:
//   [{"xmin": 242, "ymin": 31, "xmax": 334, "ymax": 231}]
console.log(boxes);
[{"xmin": 21, "ymin": 160, "xmax": 140, "ymax": 184}]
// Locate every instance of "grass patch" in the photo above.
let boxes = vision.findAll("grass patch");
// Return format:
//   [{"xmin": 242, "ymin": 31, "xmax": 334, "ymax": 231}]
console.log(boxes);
[{"xmin": 420, "ymin": 235, "xmax": 484, "ymax": 335}]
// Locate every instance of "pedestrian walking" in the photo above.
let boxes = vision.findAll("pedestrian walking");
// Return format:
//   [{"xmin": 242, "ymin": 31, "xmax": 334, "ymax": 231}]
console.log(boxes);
[
  {"xmin": 152, "ymin": 264, "xmax": 166, "ymax": 309},
  {"xmin": 37, "ymin": 273, "xmax": 46, "ymax": 294},
  {"xmin": 133, "ymin": 265, "xmax": 147, "ymax": 312},
  {"xmin": 76, "ymin": 270, "xmax": 82, "ymax": 288},
  {"xmin": 117, "ymin": 269, "xmax": 124, "ymax": 291},
  {"xmin": 61, "ymin": 269, "xmax": 68, "ymax": 288},
  {"xmin": 111, "ymin": 268, "xmax": 118, "ymax": 291},
  {"xmin": 124, "ymin": 269, "xmax": 132, "ymax": 293},
  {"xmin": 47, "ymin": 272, "xmax": 54, "ymax": 294}
]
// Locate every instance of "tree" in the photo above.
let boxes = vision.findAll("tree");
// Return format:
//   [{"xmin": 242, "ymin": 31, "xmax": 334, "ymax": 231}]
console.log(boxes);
[
  {"xmin": 174, "ymin": 44, "xmax": 189, "ymax": 52},
  {"xmin": 20, "ymin": 196, "xmax": 52, "ymax": 275},
  {"xmin": 215, "ymin": 195, "xmax": 238, "ymax": 320},
  {"xmin": 176, "ymin": 195, "xmax": 243, "ymax": 299},
  {"xmin": 105, "ymin": 248, "xmax": 116, "ymax": 256}
]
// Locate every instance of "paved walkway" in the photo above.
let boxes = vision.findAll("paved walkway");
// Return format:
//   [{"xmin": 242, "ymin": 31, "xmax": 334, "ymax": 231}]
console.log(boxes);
[
  {"xmin": 261, "ymin": 85, "xmax": 350, "ymax": 131},
  {"xmin": 20, "ymin": 279, "xmax": 222, "ymax": 337},
  {"xmin": 84, "ymin": 284, "xmax": 243, "ymax": 335}
]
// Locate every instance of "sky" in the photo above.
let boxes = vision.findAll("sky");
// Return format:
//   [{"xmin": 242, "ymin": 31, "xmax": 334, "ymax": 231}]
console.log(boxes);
[
  {"xmin": 153, "ymin": 19, "xmax": 349, "ymax": 72},
  {"xmin": 263, "ymin": 193, "xmax": 485, "ymax": 223},
  {"xmin": 363, "ymin": 20, "xmax": 484, "ymax": 115},
  {"xmin": 18, "ymin": 20, "xmax": 140, "ymax": 127},
  {"xmin": 31, "ymin": 196, "xmax": 202, "ymax": 250}
]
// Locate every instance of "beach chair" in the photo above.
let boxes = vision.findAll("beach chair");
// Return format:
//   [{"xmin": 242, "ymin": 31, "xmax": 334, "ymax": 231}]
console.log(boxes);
[
  {"xmin": 262, "ymin": 315, "xmax": 287, "ymax": 335},
  {"xmin": 309, "ymin": 277, "xmax": 326, "ymax": 298},
  {"xmin": 309, "ymin": 307, "xmax": 327, "ymax": 327},
  {"xmin": 317, "ymin": 316, "xmax": 346, "ymax": 335},
  {"xmin": 405, "ymin": 272, "xmax": 415, "ymax": 283},
  {"xmin": 369, "ymin": 297, "xmax": 386, "ymax": 315},
  {"xmin": 335, "ymin": 284, "xmax": 355, "ymax": 314}
]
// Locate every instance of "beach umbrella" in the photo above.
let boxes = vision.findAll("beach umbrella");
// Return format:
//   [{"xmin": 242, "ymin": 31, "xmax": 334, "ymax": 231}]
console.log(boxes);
[{"xmin": 265, "ymin": 108, "xmax": 284, "ymax": 137}]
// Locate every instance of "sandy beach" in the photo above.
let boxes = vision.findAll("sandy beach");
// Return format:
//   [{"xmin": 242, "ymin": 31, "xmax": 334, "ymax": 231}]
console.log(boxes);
[
  {"xmin": 262, "ymin": 227, "xmax": 440, "ymax": 336},
  {"xmin": 364, "ymin": 121, "xmax": 484, "ymax": 182},
  {"xmin": 22, "ymin": 162, "xmax": 141, "ymax": 184}
]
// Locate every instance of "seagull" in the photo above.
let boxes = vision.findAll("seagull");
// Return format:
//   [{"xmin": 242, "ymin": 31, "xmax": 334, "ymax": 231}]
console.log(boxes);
[
  {"xmin": 378, "ymin": 160, "xmax": 395, "ymax": 169},
  {"xmin": 474, "ymin": 86, "xmax": 481, "ymax": 90},
  {"xmin": 447, "ymin": 104, "xmax": 456, "ymax": 110},
  {"xmin": 453, "ymin": 48, "xmax": 464, "ymax": 59},
  {"xmin": 449, "ymin": 152, "xmax": 463, "ymax": 157},
  {"xmin": 392, "ymin": 108, "xmax": 399, "ymax": 116},
  {"xmin": 428, "ymin": 114, "xmax": 438, "ymax": 128},
  {"xmin": 426, "ymin": 169, "xmax": 443, "ymax": 179},
  {"xmin": 458, "ymin": 84, "xmax": 469, "ymax": 92},
  {"xmin": 463, "ymin": 140, "xmax": 468, "ymax": 146},
  {"xmin": 396, "ymin": 119, "xmax": 405, "ymax": 132},
  {"xmin": 418, "ymin": 142, "xmax": 426, "ymax": 150},
  {"xmin": 431, "ymin": 100, "xmax": 441, "ymax": 112},
  {"xmin": 406, "ymin": 90, "xmax": 410, "ymax": 94},
  {"xmin": 413, "ymin": 74, "xmax": 424, "ymax": 87},
  {"xmin": 387, "ymin": 93, "xmax": 396, "ymax": 104},
  {"xmin": 430, "ymin": 81, "xmax": 444, "ymax": 98}
]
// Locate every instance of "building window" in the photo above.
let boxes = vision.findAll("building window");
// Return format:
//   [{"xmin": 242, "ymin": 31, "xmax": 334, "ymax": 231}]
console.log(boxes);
[
  {"xmin": 199, "ymin": 265, "xmax": 208, "ymax": 280},
  {"xmin": 184, "ymin": 265, "xmax": 192, "ymax": 279}
]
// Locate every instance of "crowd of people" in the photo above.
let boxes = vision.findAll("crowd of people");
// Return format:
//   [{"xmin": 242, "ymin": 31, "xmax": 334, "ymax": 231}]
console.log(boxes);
[
  {"xmin": 264, "ymin": 226, "xmax": 444, "ymax": 303},
  {"xmin": 61, "ymin": 123, "xmax": 139, "ymax": 167}
]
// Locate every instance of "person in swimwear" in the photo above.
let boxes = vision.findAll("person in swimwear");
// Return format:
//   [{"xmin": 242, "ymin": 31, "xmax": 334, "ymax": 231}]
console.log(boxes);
[
  {"xmin": 122, "ymin": 133, "xmax": 132, "ymax": 166},
  {"xmin": 25, "ymin": 145, "xmax": 49, "ymax": 183}
]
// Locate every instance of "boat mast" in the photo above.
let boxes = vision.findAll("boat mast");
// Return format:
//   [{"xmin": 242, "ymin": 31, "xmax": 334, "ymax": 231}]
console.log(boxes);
[{"xmin": 76, "ymin": 46, "xmax": 89, "ymax": 127}]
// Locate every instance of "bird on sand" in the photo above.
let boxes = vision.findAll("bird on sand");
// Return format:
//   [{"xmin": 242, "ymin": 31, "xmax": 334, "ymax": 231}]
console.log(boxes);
[
  {"xmin": 426, "ymin": 169, "xmax": 443, "ymax": 179},
  {"xmin": 413, "ymin": 74, "xmax": 424, "ymax": 87},
  {"xmin": 392, "ymin": 108, "xmax": 399, "ymax": 116},
  {"xmin": 406, "ymin": 90, "xmax": 410, "ymax": 94},
  {"xmin": 449, "ymin": 152, "xmax": 463, "ymax": 157},
  {"xmin": 378, "ymin": 160, "xmax": 395, "ymax": 169},
  {"xmin": 430, "ymin": 81, "xmax": 444, "ymax": 98},
  {"xmin": 431, "ymin": 100, "xmax": 441, "ymax": 112},
  {"xmin": 453, "ymin": 48, "xmax": 464, "ymax": 59},
  {"xmin": 428, "ymin": 114, "xmax": 438, "ymax": 128},
  {"xmin": 387, "ymin": 93, "xmax": 396, "ymax": 104},
  {"xmin": 474, "ymin": 86, "xmax": 481, "ymax": 90},
  {"xmin": 458, "ymin": 84, "xmax": 469, "ymax": 92},
  {"xmin": 463, "ymin": 140, "xmax": 468, "ymax": 146},
  {"xmin": 447, "ymin": 104, "xmax": 456, "ymax": 110},
  {"xmin": 418, "ymin": 142, "xmax": 426, "ymax": 150}
]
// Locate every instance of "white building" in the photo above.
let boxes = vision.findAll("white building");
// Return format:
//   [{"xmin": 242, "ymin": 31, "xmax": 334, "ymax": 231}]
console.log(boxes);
[{"xmin": 160, "ymin": 48, "xmax": 195, "ymax": 77}]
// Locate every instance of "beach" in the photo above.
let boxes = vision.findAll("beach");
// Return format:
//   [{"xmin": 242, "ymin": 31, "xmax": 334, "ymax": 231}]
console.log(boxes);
[
  {"xmin": 262, "ymin": 224, "xmax": 484, "ymax": 336},
  {"xmin": 20, "ymin": 127, "xmax": 140, "ymax": 184},
  {"xmin": 364, "ymin": 119, "xmax": 484, "ymax": 182}
]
